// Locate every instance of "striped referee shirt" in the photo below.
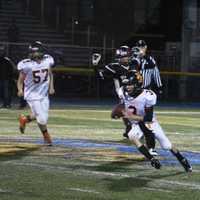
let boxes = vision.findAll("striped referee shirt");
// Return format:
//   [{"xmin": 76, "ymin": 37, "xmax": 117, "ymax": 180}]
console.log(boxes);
[{"xmin": 139, "ymin": 55, "xmax": 162, "ymax": 89}]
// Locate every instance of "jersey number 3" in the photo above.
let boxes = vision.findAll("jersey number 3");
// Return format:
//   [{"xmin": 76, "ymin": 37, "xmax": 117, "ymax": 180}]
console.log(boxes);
[{"xmin": 33, "ymin": 69, "xmax": 48, "ymax": 83}]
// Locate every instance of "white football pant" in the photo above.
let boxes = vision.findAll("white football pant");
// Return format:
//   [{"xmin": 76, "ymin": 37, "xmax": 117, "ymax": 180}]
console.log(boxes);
[
  {"xmin": 128, "ymin": 121, "xmax": 172, "ymax": 150},
  {"xmin": 27, "ymin": 96, "xmax": 49, "ymax": 125}
]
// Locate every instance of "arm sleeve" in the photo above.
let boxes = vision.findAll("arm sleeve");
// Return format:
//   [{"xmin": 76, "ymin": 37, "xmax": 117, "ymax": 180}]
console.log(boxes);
[
  {"xmin": 45, "ymin": 54, "xmax": 55, "ymax": 68},
  {"xmin": 17, "ymin": 61, "xmax": 24, "ymax": 71},
  {"xmin": 113, "ymin": 78, "xmax": 120, "ymax": 91},
  {"xmin": 49, "ymin": 56, "xmax": 55, "ymax": 67},
  {"xmin": 153, "ymin": 66, "xmax": 162, "ymax": 88},
  {"xmin": 145, "ymin": 90, "xmax": 157, "ymax": 107},
  {"xmin": 143, "ymin": 90, "xmax": 156, "ymax": 122},
  {"xmin": 17, "ymin": 60, "xmax": 28, "ymax": 75},
  {"xmin": 99, "ymin": 63, "xmax": 117, "ymax": 79},
  {"xmin": 117, "ymin": 86, "xmax": 125, "ymax": 99},
  {"xmin": 149, "ymin": 56, "xmax": 162, "ymax": 88}
]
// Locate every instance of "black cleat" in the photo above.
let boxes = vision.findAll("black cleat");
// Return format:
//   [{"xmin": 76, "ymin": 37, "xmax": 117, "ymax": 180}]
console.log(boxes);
[
  {"xmin": 180, "ymin": 158, "xmax": 192, "ymax": 172},
  {"xmin": 123, "ymin": 132, "xmax": 128, "ymax": 138},
  {"xmin": 151, "ymin": 158, "xmax": 161, "ymax": 169}
]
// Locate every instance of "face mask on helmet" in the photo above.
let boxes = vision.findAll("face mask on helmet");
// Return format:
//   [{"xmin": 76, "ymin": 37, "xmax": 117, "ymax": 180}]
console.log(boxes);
[
  {"xmin": 131, "ymin": 46, "xmax": 143, "ymax": 58},
  {"xmin": 122, "ymin": 73, "xmax": 143, "ymax": 97},
  {"xmin": 28, "ymin": 42, "xmax": 44, "ymax": 60},
  {"xmin": 115, "ymin": 46, "xmax": 131, "ymax": 64}
]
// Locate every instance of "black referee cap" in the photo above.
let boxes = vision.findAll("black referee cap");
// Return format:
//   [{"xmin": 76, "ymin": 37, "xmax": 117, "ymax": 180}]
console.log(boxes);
[{"xmin": 135, "ymin": 40, "xmax": 147, "ymax": 48}]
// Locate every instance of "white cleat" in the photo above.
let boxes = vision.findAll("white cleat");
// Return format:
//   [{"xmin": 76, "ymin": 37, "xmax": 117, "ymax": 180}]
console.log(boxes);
[{"xmin": 149, "ymin": 148, "xmax": 159, "ymax": 156}]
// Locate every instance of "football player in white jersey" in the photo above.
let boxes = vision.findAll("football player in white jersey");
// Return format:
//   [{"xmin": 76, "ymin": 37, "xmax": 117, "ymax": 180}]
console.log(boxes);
[
  {"xmin": 17, "ymin": 41, "xmax": 55, "ymax": 146},
  {"xmin": 93, "ymin": 47, "xmax": 157, "ymax": 156},
  {"xmin": 120, "ymin": 72, "xmax": 192, "ymax": 172}
]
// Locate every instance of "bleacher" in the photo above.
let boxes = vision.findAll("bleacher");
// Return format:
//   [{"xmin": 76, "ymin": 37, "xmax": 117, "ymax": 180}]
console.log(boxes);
[{"xmin": 0, "ymin": 0, "xmax": 71, "ymax": 44}]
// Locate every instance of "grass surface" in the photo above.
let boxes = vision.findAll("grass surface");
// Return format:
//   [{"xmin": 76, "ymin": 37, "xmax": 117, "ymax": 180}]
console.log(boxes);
[{"xmin": 0, "ymin": 105, "xmax": 200, "ymax": 200}]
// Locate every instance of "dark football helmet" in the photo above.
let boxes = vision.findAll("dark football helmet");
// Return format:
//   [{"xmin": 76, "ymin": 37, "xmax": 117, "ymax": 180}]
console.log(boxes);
[
  {"xmin": 122, "ymin": 72, "xmax": 143, "ymax": 97},
  {"xmin": 115, "ymin": 45, "xmax": 131, "ymax": 65},
  {"xmin": 115, "ymin": 45, "xmax": 130, "ymax": 59},
  {"xmin": 28, "ymin": 41, "xmax": 44, "ymax": 60}
]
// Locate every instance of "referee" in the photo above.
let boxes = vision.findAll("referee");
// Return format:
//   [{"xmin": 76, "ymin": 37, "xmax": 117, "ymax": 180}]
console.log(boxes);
[{"xmin": 135, "ymin": 40, "xmax": 163, "ymax": 94}]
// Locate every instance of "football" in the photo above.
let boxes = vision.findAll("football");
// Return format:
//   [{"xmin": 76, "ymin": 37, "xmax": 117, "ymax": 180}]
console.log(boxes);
[{"xmin": 111, "ymin": 103, "xmax": 125, "ymax": 119}]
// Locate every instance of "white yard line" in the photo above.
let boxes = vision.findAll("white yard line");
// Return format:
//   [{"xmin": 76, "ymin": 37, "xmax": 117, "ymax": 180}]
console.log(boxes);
[
  {"xmin": 82, "ymin": 170, "xmax": 200, "ymax": 190},
  {"xmin": 0, "ymin": 188, "xmax": 24, "ymax": 195},
  {"xmin": 4, "ymin": 161, "xmax": 200, "ymax": 191},
  {"xmin": 0, "ymin": 188, "xmax": 9, "ymax": 193},
  {"xmin": 67, "ymin": 187, "xmax": 100, "ymax": 194},
  {"xmin": 143, "ymin": 187, "xmax": 172, "ymax": 193}
]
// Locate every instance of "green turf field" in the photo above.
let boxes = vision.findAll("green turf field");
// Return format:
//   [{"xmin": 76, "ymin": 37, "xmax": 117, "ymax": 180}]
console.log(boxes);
[{"xmin": 0, "ymin": 105, "xmax": 200, "ymax": 200}]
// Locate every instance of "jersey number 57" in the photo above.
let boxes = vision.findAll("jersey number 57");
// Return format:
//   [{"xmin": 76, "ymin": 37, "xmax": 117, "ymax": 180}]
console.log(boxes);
[{"xmin": 32, "ymin": 69, "xmax": 48, "ymax": 83}]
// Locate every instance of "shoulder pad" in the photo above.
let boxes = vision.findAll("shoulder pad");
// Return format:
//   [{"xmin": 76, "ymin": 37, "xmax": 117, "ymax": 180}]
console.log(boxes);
[
  {"xmin": 22, "ymin": 59, "xmax": 31, "ymax": 63},
  {"xmin": 108, "ymin": 62, "xmax": 120, "ymax": 67},
  {"xmin": 43, "ymin": 54, "xmax": 52, "ymax": 59},
  {"xmin": 144, "ymin": 89, "xmax": 157, "ymax": 107},
  {"xmin": 17, "ymin": 58, "xmax": 31, "ymax": 70}
]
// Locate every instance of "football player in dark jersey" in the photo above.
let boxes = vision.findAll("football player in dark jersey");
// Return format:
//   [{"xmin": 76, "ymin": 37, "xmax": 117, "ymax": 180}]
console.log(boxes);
[
  {"xmin": 92, "ymin": 45, "xmax": 134, "ymax": 136},
  {"xmin": 98, "ymin": 45, "xmax": 132, "ymax": 97}
]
